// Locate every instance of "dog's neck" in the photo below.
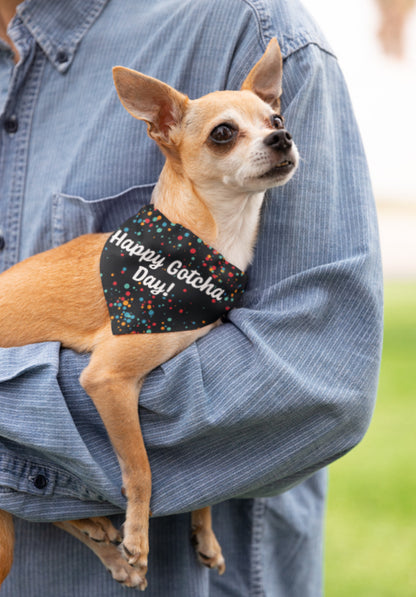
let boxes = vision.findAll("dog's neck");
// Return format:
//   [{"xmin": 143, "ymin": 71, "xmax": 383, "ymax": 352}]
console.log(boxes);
[{"xmin": 152, "ymin": 161, "xmax": 265, "ymax": 271}]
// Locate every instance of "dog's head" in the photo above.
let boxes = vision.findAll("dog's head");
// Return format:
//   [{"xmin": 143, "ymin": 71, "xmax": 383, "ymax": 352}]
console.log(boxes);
[{"xmin": 113, "ymin": 39, "xmax": 298, "ymax": 196}]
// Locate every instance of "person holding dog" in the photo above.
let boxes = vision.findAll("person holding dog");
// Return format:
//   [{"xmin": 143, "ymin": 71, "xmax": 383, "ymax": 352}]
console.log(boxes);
[{"xmin": 0, "ymin": 0, "xmax": 383, "ymax": 595}]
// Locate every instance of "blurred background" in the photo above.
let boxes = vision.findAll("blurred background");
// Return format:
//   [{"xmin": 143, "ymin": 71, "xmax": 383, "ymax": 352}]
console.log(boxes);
[{"xmin": 300, "ymin": 0, "xmax": 416, "ymax": 595}]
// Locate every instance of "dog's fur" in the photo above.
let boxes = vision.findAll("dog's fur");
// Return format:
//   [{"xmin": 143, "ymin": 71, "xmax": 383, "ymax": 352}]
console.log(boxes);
[{"xmin": 0, "ymin": 39, "xmax": 298, "ymax": 590}]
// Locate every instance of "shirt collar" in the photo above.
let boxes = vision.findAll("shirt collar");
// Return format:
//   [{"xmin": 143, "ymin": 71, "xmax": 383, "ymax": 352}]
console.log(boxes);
[{"xmin": 14, "ymin": 0, "xmax": 109, "ymax": 73}]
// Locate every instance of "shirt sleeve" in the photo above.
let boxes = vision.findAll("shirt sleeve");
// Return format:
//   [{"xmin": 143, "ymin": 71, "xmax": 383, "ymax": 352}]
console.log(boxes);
[
  {"xmin": 138, "ymin": 43, "xmax": 383, "ymax": 513},
  {"xmin": 0, "ymin": 42, "xmax": 383, "ymax": 521}
]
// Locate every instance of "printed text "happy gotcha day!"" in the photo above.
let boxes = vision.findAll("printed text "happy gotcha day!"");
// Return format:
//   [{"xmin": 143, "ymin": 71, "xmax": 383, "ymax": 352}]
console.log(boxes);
[{"xmin": 108, "ymin": 229, "xmax": 227, "ymax": 301}]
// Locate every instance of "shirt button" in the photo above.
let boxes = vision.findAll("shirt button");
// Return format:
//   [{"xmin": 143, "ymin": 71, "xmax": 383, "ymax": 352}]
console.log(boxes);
[
  {"xmin": 56, "ymin": 50, "xmax": 69, "ymax": 64},
  {"xmin": 33, "ymin": 474, "xmax": 48, "ymax": 490},
  {"xmin": 0, "ymin": 236, "xmax": 5, "ymax": 251},
  {"xmin": 4, "ymin": 116, "xmax": 18, "ymax": 134}
]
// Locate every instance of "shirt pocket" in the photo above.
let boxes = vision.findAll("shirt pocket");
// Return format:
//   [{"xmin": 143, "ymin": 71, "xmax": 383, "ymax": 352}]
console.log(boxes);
[{"xmin": 51, "ymin": 183, "xmax": 156, "ymax": 246}]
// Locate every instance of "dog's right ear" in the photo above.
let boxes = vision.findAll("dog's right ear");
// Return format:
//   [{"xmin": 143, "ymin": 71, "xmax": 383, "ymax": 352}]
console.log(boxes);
[{"xmin": 112, "ymin": 67, "xmax": 189, "ymax": 145}]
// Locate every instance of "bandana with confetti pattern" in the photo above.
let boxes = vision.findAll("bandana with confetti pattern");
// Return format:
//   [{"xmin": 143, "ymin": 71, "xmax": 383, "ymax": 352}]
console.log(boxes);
[{"xmin": 100, "ymin": 205, "xmax": 248, "ymax": 334}]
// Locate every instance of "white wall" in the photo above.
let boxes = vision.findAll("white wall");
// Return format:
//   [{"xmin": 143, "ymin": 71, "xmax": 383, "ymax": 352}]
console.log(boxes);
[{"xmin": 301, "ymin": 0, "xmax": 416, "ymax": 203}]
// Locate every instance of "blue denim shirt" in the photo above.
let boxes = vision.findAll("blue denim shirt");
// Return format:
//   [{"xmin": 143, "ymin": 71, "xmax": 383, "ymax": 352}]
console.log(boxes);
[{"xmin": 0, "ymin": 0, "xmax": 383, "ymax": 595}]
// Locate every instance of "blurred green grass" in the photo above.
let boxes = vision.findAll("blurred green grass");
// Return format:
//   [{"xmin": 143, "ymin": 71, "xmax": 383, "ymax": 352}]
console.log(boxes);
[{"xmin": 325, "ymin": 281, "xmax": 416, "ymax": 597}]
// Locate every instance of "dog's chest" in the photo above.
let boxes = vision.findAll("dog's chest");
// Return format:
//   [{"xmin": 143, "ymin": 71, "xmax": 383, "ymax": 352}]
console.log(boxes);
[{"xmin": 213, "ymin": 194, "xmax": 264, "ymax": 272}]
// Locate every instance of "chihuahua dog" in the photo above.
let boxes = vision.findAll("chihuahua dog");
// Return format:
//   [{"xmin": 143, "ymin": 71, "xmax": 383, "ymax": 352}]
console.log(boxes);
[{"xmin": 0, "ymin": 39, "xmax": 298, "ymax": 590}]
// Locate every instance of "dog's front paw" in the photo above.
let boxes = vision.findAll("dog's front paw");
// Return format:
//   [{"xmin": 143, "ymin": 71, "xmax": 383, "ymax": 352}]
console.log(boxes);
[
  {"xmin": 120, "ymin": 525, "xmax": 149, "ymax": 583},
  {"xmin": 191, "ymin": 528, "xmax": 226, "ymax": 575}
]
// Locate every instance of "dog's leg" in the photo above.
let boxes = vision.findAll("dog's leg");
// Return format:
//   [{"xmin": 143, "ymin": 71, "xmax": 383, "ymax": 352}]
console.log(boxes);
[
  {"xmin": 79, "ymin": 335, "xmax": 158, "ymax": 585},
  {"xmin": 191, "ymin": 507, "xmax": 225, "ymax": 574},
  {"xmin": 0, "ymin": 510, "xmax": 14, "ymax": 587},
  {"xmin": 54, "ymin": 519, "xmax": 145, "ymax": 589}
]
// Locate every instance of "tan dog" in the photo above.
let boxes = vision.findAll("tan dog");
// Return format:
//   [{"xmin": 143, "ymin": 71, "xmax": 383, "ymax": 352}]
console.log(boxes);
[{"xmin": 0, "ymin": 39, "xmax": 298, "ymax": 590}]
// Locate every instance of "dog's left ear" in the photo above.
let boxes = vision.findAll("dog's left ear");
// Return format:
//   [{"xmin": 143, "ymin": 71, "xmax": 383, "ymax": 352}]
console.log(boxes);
[
  {"xmin": 241, "ymin": 38, "xmax": 283, "ymax": 111},
  {"xmin": 112, "ymin": 67, "xmax": 188, "ymax": 145}
]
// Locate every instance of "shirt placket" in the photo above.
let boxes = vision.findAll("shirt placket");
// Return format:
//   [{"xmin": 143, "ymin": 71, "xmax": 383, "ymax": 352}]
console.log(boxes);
[{"xmin": 0, "ymin": 21, "xmax": 45, "ymax": 272}]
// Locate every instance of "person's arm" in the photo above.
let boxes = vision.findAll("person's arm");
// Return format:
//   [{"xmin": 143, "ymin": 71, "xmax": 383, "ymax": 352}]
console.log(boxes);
[
  {"xmin": 138, "ymin": 42, "xmax": 383, "ymax": 514},
  {"xmin": 0, "ymin": 39, "xmax": 382, "ymax": 521}
]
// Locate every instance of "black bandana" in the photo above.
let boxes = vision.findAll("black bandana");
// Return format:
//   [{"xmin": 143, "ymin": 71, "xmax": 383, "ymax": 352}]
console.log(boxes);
[{"xmin": 100, "ymin": 205, "xmax": 248, "ymax": 334}]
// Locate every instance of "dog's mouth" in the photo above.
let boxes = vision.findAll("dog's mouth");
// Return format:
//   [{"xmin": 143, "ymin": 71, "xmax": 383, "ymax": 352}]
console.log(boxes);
[{"xmin": 258, "ymin": 160, "xmax": 295, "ymax": 179}]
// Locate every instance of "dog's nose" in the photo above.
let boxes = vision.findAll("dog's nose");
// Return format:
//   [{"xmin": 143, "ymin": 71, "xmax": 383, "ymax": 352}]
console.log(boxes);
[{"xmin": 264, "ymin": 129, "xmax": 293, "ymax": 151}]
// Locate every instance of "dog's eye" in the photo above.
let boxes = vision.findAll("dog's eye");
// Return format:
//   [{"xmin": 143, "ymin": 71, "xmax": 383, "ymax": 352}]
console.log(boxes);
[
  {"xmin": 209, "ymin": 124, "xmax": 236, "ymax": 144},
  {"xmin": 271, "ymin": 115, "xmax": 284, "ymax": 129}
]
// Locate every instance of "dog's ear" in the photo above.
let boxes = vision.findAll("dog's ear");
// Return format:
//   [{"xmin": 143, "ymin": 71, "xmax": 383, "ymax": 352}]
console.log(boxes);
[
  {"xmin": 112, "ymin": 67, "xmax": 188, "ymax": 145},
  {"xmin": 241, "ymin": 38, "xmax": 283, "ymax": 111}
]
